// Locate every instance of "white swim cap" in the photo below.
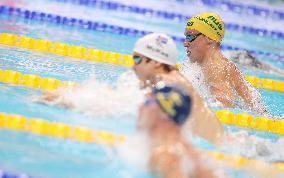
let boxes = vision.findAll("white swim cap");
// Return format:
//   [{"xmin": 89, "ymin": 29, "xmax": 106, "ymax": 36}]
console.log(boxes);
[{"xmin": 133, "ymin": 33, "xmax": 178, "ymax": 66}]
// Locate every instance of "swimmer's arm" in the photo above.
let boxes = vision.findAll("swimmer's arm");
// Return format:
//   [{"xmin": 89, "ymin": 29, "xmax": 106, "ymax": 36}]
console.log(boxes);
[
  {"xmin": 229, "ymin": 63, "xmax": 267, "ymax": 114},
  {"xmin": 259, "ymin": 62, "xmax": 284, "ymax": 76},
  {"xmin": 229, "ymin": 63, "xmax": 253, "ymax": 102}
]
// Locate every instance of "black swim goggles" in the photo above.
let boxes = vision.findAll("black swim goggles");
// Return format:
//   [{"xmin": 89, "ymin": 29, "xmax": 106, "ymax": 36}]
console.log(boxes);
[
  {"xmin": 185, "ymin": 33, "xmax": 202, "ymax": 43},
  {"xmin": 133, "ymin": 55, "xmax": 143, "ymax": 65}
]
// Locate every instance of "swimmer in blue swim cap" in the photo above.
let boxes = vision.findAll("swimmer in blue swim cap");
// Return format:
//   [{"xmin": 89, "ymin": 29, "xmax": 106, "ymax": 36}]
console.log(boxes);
[
  {"xmin": 38, "ymin": 33, "xmax": 225, "ymax": 145},
  {"xmin": 137, "ymin": 83, "xmax": 192, "ymax": 130},
  {"xmin": 138, "ymin": 84, "xmax": 218, "ymax": 178}
]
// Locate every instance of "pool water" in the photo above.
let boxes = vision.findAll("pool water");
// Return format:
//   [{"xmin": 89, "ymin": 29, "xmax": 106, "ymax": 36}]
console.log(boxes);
[{"xmin": 0, "ymin": 0, "xmax": 284, "ymax": 177}]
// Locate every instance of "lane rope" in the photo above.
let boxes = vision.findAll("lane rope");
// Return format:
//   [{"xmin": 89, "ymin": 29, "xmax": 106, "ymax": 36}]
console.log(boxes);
[
  {"xmin": 1, "ymin": 33, "xmax": 283, "ymax": 93},
  {"xmin": 52, "ymin": 0, "xmax": 284, "ymax": 22},
  {"xmin": 50, "ymin": 0, "xmax": 284, "ymax": 38},
  {"xmin": 0, "ymin": 112, "xmax": 283, "ymax": 172},
  {"xmin": 0, "ymin": 169, "xmax": 32, "ymax": 178},
  {"xmin": 0, "ymin": 112, "xmax": 126, "ymax": 145},
  {"xmin": 0, "ymin": 69, "xmax": 283, "ymax": 135},
  {"xmin": 0, "ymin": 6, "xmax": 283, "ymax": 62}
]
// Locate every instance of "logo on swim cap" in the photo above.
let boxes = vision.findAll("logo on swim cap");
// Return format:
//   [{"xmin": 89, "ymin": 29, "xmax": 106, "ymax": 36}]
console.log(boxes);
[
  {"xmin": 186, "ymin": 21, "xmax": 194, "ymax": 27},
  {"xmin": 133, "ymin": 33, "xmax": 178, "ymax": 66},
  {"xmin": 153, "ymin": 84, "xmax": 192, "ymax": 125},
  {"xmin": 155, "ymin": 35, "xmax": 168, "ymax": 47},
  {"xmin": 186, "ymin": 12, "xmax": 225, "ymax": 42}
]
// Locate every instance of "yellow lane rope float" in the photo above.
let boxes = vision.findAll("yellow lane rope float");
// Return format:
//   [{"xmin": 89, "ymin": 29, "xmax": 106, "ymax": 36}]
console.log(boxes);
[
  {"xmin": 0, "ymin": 112, "xmax": 283, "ymax": 172},
  {"xmin": 0, "ymin": 33, "xmax": 284, "ymax": 93},
  {"xmin": 0, "ymin": 69, "xmax": 77, "ymax": 90},
  {"xmin": 0, "ymin": 33, "xmax": 134, "ymax": 67},
  {"xmin": 0, "ymin": 112, "xmax": 126, "ymax": 145},
  {"xmin": 216, "ymin": 110, "xmax": 284, "ymax": 135},
  {"xmin": 0, "ymin": 69, "xmax": 283, "ymax": 135}
]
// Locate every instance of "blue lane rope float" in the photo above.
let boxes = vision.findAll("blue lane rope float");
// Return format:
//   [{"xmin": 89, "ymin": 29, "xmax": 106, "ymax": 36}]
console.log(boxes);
[
  {"xmin": 48, "ymin": 0, "xmax": 284, "ymax": 40},
  {"xmin": 0, "ymin": 5, "xmax": 283, "ymax": 63},
  {"xmin": 0, "ymin": 169, "xmax": 32, "ymax": 178},
  {"xmin": 200, "ymin": 0, "xmax": 284, "ymax": 21},
  {"xmin": 52, "ymin": 0, "xmax": 284, "ymax": 21}
]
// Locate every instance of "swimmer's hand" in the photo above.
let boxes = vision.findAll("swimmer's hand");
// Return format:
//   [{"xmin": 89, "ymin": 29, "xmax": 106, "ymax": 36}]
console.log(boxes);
[
  {"xmin": 34, "ymin": 91, "xmax": 61, "ymax": 103},
  {"xmin": 32, "ymin": 90, "xmax": 73, "ymax": 108}
]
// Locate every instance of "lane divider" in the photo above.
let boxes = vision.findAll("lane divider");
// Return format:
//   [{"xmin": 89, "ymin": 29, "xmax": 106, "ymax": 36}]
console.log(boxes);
[
  {"xmin": 207, "ymin": 151, "xmax": 284, "ymax": 173},
  {"xmin": 1, "ymin": 33, "xmax": 283, "ymax": 93},
  {"xmin": 0, "ymin": 112, "xmax": 126, "ymax": 145},
  {"xmin": 0, "ymin": 6, "xmax": 283, "ymax": 62},
  {"xmin": 52, "ymin": 0, "xmax": 284, "ymax": 22},
  {"xmin": 201, "ymin": 0, "xmax": 284, "ymax": 21},
  {"xmin": 0, "ymin": 69, "xmax": 283, "ymax": 136},
  {"xmin": 0, "ymin": 112, "xmax": 283, "ymax": 172},
  {"xmin": 0, "ymin": 33, "xmax": 134, "ymax": 67},
  {"xmin": 216, "ymin": 110, "xmax": 284, "ymax": 135},
  {"xmin": 54, "ymin": 0, "xmax": 284, "ymax": 39},
  {"xmin": 0, "ymin": 69, "xmax": 78, "ymax": 90},
  {"xmin": 245, "ymin": 76, "xmax": 284, "ymax": 93},
  {"xmin": 0, "ymin": 169, "xmax": 32, "ymax": 178}
]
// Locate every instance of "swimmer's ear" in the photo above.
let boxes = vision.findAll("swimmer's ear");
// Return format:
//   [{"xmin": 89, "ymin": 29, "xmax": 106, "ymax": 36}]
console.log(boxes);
[
  {"xmin": 154, "ymin": 61, "xmax": 163, "ymax": 68},
  {"xmin": 205, "ymin": 37, "xmax": 215, "ymax": 45}
]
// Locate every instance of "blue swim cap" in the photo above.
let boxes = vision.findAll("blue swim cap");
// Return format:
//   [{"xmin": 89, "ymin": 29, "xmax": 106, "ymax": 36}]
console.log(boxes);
[{"xmin": 153, "ymin": 83, "xmax": 192, "ymax": 125}]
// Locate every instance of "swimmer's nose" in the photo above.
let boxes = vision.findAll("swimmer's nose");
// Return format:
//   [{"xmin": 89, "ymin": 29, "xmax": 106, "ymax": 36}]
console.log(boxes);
[
  {"xmin": 132, "ymin": 65, "xmax": 137, "ymax": 71},
  {"xmin": 183, "ymin": 40, "xmax": 190, "ymax": 47}
]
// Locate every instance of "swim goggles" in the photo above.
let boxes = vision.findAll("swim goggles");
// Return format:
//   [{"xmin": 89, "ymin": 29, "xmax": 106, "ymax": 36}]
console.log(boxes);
[
  {"xmin": 185, "ymin": 33, "xmax": 202, "ymax": 43},
  {"xmin": 133, "ymin": 55, "xmax": 143, "ymax": 65}
]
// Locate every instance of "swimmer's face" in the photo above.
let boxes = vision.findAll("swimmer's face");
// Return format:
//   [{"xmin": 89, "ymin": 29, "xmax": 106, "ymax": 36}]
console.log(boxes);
[
  {"xmin": 183, "ymin": 29, "xmax": 207, "ymax": 63},
  {"xmin": 132, "ymin": 52, "xmax": 157, "ymax": 82}
]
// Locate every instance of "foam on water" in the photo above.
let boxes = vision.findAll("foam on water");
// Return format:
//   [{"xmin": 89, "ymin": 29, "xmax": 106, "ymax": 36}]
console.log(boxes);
[
  {"xmin": 53, "ymin": 71, "xmax": 144, "ymax": 118},
  {"xmin": 221, "ymin": 131, "xmax": 284, "ymax": 162},
  {"xmin": 179, "ymin": 57, "xmax": 269, "ymax": 115},
  {"xmin": 117, "ymin": 132, "xmax": 151, "ymax": 173}
]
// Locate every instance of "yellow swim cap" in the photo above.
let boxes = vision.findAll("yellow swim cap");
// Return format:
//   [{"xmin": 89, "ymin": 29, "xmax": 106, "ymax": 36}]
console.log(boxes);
[{"xmin": 186, "ymin": 12, "xmax": 225, "ymax": 42}]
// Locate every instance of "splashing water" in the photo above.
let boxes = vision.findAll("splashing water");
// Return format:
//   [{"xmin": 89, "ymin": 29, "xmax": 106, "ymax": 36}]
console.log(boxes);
[
  {"xmin": 179, "ymin": 60, "xmax": 224, "ymax": 108},
  {"xmin": 179, "ymin": 58, "xmax": 268, "ymax": 115},
  {"xmin": 50, "ymin": 71, "xmax": 144, "ymax": 118},
  {"xmin": 221, "ymin": 131, "xmax": 284, "ymax": 162}
]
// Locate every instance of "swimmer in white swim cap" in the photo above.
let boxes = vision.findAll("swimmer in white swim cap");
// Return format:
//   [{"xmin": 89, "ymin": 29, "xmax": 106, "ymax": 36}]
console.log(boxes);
[
  {"xmin": 132, "ymin": 33, "xmax": 224, "ymax": 145},
  {"xmin": 37, "ymin": 33, "xmax": 225, "ymax": 145}
]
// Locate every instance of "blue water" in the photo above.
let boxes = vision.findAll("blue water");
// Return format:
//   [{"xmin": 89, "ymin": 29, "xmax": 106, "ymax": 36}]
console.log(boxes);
[{"xmin": 0, "ymin": 0, "xmax": 284, "ymax": 177}]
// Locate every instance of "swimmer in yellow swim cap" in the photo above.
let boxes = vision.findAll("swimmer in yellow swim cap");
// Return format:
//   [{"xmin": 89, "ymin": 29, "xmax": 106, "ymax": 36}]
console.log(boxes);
[
  {"xmin": 133, "ymin": 33, "xmax": 224, "ymax": 145},
  {"xmin": 37, "ymin": 33, "xmax": 224, "ymax": 145},
  {"xmin": 184, "ymin": 12, "xmax": 268, "ymax": 115}
]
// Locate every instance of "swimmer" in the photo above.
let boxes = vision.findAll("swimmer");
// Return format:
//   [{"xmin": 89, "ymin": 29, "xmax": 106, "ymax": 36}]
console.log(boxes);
[
  {"xmin": 132, "ymin": 33, "xmax": 224, "ymax": 145},
  {"xmin": 38, "ymin": 33, "xmax": 224, "ymax": 145},
  {"xmin": 230, "ymin": 50, "xmax": 284, "ymax": 76},
  {"xmin": 138, "ymin": 84, "xmax": 219, "ymax": 178},
  {"xmin": 184, "ymin": 12, "xmax": 268, "ymax": 115}
]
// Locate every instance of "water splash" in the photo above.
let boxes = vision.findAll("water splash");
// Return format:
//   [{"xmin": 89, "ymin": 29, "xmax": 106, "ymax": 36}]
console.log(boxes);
[
  {"xmin": 179, "ymin": 60, "xmax": 224, "ymax": 108},
  {"xmin": 62, "ymin": 71, "xmax": 143, "ymax": 118},
  {"xmin": 221, "ymin": 131, "xmax": 284, "ymax": 162}
]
